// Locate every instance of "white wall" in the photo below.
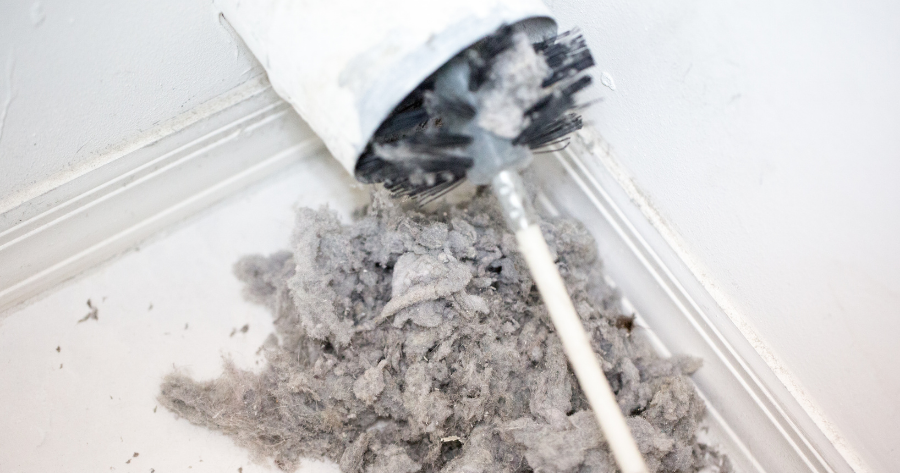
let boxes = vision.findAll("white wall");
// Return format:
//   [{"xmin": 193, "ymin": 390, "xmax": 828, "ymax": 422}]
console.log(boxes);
[
  {"xmin": 547, "ymin": 0, "xmax": 900, "ymax": 471},
  {"xmin": 0, "ymin": 0, "xmax": 261, "ymax": 212}
]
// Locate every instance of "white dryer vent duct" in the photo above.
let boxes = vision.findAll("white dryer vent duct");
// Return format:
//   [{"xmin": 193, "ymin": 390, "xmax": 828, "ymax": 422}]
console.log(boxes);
[{"xmin": 215, "ymin": 0, "xmax": 555, "ymax": 174}]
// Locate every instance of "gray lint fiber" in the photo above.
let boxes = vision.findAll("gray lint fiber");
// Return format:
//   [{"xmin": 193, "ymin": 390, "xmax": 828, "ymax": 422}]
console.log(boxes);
[{"xmin": 159, "ymin": 189, "xmax": 731, "ymax": 473}]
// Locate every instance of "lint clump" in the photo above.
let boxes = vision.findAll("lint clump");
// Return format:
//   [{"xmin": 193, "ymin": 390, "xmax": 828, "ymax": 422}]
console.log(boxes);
[{"xmin": 159, "ymin": 190, "xmax": 731, "ymax": 473}]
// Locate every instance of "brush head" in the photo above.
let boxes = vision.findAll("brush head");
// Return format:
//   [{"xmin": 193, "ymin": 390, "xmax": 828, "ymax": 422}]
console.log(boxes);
[{"xmin": 355, "ymin": 25, "xmax": 595, "ymax": 202}]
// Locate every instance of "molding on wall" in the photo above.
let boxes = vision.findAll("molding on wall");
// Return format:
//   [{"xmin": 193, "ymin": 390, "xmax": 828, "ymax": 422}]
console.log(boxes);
[
  {"xmin": 0, "ymin": 79, "xmax": 324, "ymax": 315},
  {"xmin": 530, "ymin": 130, "xmax": 858, "ymax": 473}
]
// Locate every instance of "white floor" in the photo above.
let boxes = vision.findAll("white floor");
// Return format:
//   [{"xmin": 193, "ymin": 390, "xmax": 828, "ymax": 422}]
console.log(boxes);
[{"xmin": 0, "ymin": 152, "xmax": 368, "ymax": 473}]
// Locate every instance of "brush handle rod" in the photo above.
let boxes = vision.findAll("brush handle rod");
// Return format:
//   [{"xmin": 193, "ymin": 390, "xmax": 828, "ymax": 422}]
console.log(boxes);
[
  {"xmin": 492, "ymin": 170, "xmax": 649, "ymax": 473},
  {"xmin": 516, "ymin": 224, "xmax": 649, "ymax": 473}
]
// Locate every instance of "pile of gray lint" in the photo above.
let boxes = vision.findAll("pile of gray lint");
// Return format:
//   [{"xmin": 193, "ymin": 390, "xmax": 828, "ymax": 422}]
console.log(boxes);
[{"xmin": 159, "ymin": 189, "xmax": 731, "ymax": 473}]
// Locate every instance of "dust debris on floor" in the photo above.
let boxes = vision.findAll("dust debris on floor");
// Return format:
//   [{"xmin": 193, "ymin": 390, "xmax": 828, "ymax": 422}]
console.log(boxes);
[
  {"xmin": 159, "ymin": 190, "xmax": 731, "ymax": 473},
  {"xmin": 78, "ymin": 298, "xmax": 99, "ymax": 323},
  {"xmin": 231, "ymin": 324, "xmax": 250, "ymax": 337}
]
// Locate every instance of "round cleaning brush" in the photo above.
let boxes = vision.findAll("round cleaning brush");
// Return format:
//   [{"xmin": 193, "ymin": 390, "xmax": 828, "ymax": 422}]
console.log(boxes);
[
  {"xmin": 216, "ymin": 2, "xmax": 648, "ymax": 472},
  {"xmin": 356, "ymin": 27, "xmax": 593, "ymax": 201}
]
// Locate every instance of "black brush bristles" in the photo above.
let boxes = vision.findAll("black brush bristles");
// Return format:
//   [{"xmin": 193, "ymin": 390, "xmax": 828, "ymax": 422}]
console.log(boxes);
[
  {"xmin": 374, "ymin": 108, "xmax": 429, "ymax": 141},
  {"xmin": 466, "ymin": 25, "xmax": 518, "ymax": 91},
  {"xmin": 534, "ymin": 29, "xmax": 595, "ymax": 87},
  {"xmin": 514, "ymin": 75, "xmax": 592, "ymax": 149},
  {"xmin": 424, "ymin": 92, "xmax": 477, "ymax": 121},
  {"xmin": 358, "ymin": 152, "xmax": 473, "ymax": 203},
  {"xmin": 355, "ymin": 26, "xmax": 595, "ymax": 200}
]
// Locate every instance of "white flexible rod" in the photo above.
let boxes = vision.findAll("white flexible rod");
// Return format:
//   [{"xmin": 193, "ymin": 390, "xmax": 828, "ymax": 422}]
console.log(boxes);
[
  {"xmin": 516, "ymin": 225, "xmax": 648, "ymax": 473},
  {"xmin": 492, "ymin": 170, "xmax": 649, "ymax": 473}
]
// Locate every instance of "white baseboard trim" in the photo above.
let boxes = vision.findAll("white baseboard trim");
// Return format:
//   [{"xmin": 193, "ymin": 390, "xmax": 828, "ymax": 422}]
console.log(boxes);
[
  {"xmin": 0, "ymin": 78, "xmax": 324, "ymax": 314},
  {"xmin": 531, "ymin": 130, "xmax": 858, "ymax": 473}
]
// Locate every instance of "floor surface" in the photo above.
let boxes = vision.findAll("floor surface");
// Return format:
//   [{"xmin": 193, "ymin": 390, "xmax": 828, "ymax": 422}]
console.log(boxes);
[{"xmin": 0, "ymin": 152, "xmax": 368, "ymax": 473}]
